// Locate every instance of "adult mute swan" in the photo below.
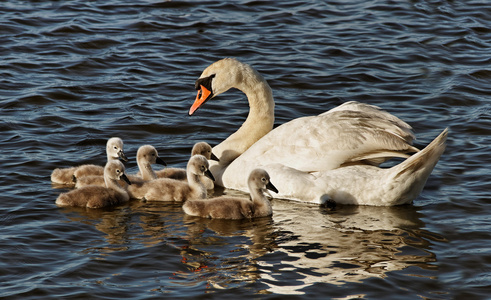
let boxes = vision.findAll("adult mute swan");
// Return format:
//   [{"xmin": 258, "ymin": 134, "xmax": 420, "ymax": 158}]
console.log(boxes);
[{"xmin": 189, "ymin": 58, "xmax": 447, "ymax": 206}]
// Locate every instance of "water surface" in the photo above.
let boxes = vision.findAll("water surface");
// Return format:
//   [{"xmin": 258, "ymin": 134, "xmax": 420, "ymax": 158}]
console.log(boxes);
[{"xmin": 1, "ymin": 0, "xmax": 490, "ymax": 299}]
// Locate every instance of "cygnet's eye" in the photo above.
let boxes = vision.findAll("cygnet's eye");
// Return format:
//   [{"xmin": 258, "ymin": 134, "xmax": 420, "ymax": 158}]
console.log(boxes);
[
  {"xmin": 200, "ymin": 166, "xmax": 206, "ymax": 172},
  {"xmin": 261, "ymin": 177, "xmax": 267, "ymax": 183}
]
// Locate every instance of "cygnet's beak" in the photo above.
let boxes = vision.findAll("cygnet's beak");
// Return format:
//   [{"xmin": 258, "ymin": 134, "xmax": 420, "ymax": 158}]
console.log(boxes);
[
  {"xmin": 156, "ymin": 156, "xmax": 167, "ymax": 166},
  {"xmin": 210, "ymin": 152, "xmax": 219, "ymax": 162},
  {"xmin": 266, "ymin": 181, "xmax": 278, "ymax": 194},
  {"xmin": 118, "ymin": 150, "xmax": 129, "ymax": 162},
  {"xmin": 204, "ymin": 169, "xmax": 215, "ymax": 182},
  {"xmin": 121, "ymin": 173, "xmax": 131, "ymax": 185}
]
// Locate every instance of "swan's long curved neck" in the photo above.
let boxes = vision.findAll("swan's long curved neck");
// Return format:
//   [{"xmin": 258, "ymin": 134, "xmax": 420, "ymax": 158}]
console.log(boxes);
[
  {"xmin": 104, "ymin": 175, "xmax": 127, "ymax": 196},
  {"xmin": 187, "ymin": 172, "xmax": 207, "ymax": 199},
  {"xmin": 213, "ymin": 74, "xmax": 274, "ymax": 165},
  {"xmin": 106, "ymin": 152, "xmax": 116, "ymax": 162},
  {"xmin": 251, "ymin": 187, "xmax": 272, "ymax": 216},
  {"xmin": 138, "ymin": 161, "xmax": 157, "ymax": 181}
]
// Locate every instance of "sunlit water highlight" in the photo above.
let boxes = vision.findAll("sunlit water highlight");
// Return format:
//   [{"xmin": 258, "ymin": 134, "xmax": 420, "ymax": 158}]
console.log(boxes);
[{"xmin": 1, "ymin": 1, "xmax": 490, "ymax": 299}]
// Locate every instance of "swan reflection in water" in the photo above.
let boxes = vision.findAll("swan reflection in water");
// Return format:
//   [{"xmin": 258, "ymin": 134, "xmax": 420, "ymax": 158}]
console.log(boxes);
[
  {"xmin": 57, "ymin": 201, "xmax": 187, "ymax": 252},
  {"xmin": 56, "ymin": 195, "xmax": 446, "ymax": 294},
  {"xmin": 259, "ymin": 200, "xmax": 446, "ymax": 294},
  {"xmin": 177, "ymin": 193, "xmax": 446, "ymax": 294},
  {"xmin": 56, "ymin": 205, "xmax": 134, "ymax": 254}
]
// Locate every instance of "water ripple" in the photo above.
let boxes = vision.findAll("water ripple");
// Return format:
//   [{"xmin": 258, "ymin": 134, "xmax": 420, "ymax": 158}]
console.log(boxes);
[{"xmin": 0, "ymin": 0, "xmax": 490, "ymax": 298}]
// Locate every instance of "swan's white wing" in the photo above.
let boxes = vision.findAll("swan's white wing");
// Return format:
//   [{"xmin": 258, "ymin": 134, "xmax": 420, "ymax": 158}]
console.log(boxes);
[
  {"xmin": 228, "ymin": 103, "xmax": 418, "ymax": 173},
  {"xmin": 222, "ymin": 127, "xmax": 446, "ymax": 206},
  {"xmin": 324, "ymin": 101, "xmax": 415, "ymax": 144}
]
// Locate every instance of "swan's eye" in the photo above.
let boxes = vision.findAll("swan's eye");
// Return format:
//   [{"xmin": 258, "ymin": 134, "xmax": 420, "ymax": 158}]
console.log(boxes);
[
  {"xmin": 261, "ymin": 177, "xmax": 267, "ymax": 183},
  {"xmin": 200, "ymin": 166, "xmax": 206, "ymax": 172},
  {"xmin": 195, "ymin": 74, "xmax": 216, "ymax": 91}
]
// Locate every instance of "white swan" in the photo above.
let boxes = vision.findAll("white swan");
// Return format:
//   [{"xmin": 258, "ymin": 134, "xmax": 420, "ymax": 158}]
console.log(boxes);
[
  {"xmin": 182, "ymin": 168, "xmax": 278, "ymax": 219},
  {"xmin": 51, "ymin": 137, "xmax": 128, "ymax": 185},
  {"xmin": 189, "ymin": 58, "xmax": 447, "ymax": 206},
  {"xmin": 265, "ymin": 129, "xmax": 447, "ymax": 205},
  {"xmin": 55, "ymin": 160, "xmax": 131, "ymax": 208}
]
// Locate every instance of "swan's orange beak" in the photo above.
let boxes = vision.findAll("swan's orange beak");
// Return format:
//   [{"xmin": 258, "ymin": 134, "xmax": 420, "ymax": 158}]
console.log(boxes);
[{"xmin": 189, "ymin": 85, "xmax": 212, "ymax": 116}]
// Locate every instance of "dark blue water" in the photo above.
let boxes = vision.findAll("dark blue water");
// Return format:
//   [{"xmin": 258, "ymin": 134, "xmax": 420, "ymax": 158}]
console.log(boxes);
[{"xmin": 1, "ymin": 1, "xmax": 490, "ymax": 299}]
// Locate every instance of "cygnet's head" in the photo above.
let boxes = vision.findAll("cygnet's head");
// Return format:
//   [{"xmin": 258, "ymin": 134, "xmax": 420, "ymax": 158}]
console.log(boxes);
[
  {"xmin": 105, "ymin": 160, "xmax": 131, "ymax": 185},
  {"xmin": 137, "ymin": 145, "xmax": 167, "ymax": 166},
  {"xmin": 191, "ymin": 142, "xmax": 219, "ymax": 161},
  {"xmin": 106, "ymin": 137, "xmax": 128, "ymax": 162},
  {"xmin": 187, "ymin": 155, "xmax": 215, "ymax": 182},
  {"xmin": 248, "ymin": 168, "xmax": 278, "ymax": 194}
]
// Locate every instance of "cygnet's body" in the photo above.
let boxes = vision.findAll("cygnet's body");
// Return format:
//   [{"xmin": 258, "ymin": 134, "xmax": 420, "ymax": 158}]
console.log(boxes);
[
  {"xmin": 182, "ymin": 169, "xmax": 277, "ymax": 219},
  {"xmin": 51, "ymin": 137, "xmax": 128, "ymax": 185},
  {"xmin": 154, "ymin": 142, "xmax": 217, "ymax": 189},
  {"xmin": 76, "ymin": 145, "xmax": 166, "ymax": 188},
  {"xmin": 55, "ymin": 160, "xmax": 131, "ymax": 208},
  {"xmin": 128, "ymin": 155, "xmax": 214, "ymax": 202}
]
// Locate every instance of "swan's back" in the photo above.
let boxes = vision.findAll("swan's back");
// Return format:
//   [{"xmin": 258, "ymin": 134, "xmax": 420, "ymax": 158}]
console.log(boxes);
[
  {"xmin": 236, "ymin": 107, "xmax": 418, "ymax": 172},
  {"xmin": 73, "ymin": 164, "xmax": 104, "ymax": 179},
  {"xmin": 51, "ymin": 166, "xmax": 77, "ymax": 185},
  {"xmin": 154, "ymin": 169, "xmax": 187, "ymax": 181},
  {"xmin": 56, "ymin": 186, "xmax": 127, "ymax": 208},
  {"xmin": 182, "ymin": 197, "xmax": 254, "ymax": 219},
  {"xmin": 128, "ymin": 178, "xmax": 193, "ymax": 201},
  {"xmin": 75, "ymin": 174, "xmax": 105, "ymax": 188},
  {"xmin": 75, "ymin": 174, "xmax": 134, "ymax": 189},
  {"xmin": 52, "ymin": 163, "xmax": 104, "ymax": 186},
  {"xmin": 325, "ymin": 101, "xmax": 415, "ymax": 144}
]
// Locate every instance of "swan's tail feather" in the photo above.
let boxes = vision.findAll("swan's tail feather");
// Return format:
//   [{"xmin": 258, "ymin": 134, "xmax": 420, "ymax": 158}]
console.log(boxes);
[
  {"xmin": 348, "ymin": 147, "xmax": 420, "ymax": 167},
  {"xmin": 392, "ymin": 128, "xmax": 448, "ymax": 181},
  {"xmin": 381, "ymin": 128, "xmax": 447, "ymax": 205}
]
